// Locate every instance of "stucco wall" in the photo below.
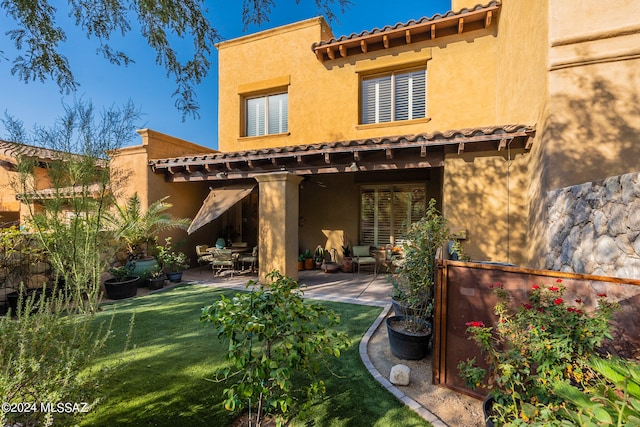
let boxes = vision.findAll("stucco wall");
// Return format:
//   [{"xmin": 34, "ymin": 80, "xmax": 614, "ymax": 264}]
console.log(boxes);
[
  {"xmin": 530, "ymin": 0, "xmax": 640, "ymax": 268},
  {"xmin": 108, "ymin": 129, "xmax": 215, "ymax": 265},
  {"xmin": 217, "ymin": 14, "xmax": 504, "ymax": 152},
  {"xmin": 546, "ymin": 172, "xmax": 640, "ymax": 279}
]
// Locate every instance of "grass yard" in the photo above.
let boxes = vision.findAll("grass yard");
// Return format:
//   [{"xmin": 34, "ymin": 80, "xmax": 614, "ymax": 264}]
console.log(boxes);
[{"xmin": 80, "ymin": 284, "xmax": 432, "ymax": 426}]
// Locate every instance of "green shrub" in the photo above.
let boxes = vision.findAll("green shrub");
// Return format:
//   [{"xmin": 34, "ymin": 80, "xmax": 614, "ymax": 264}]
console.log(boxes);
[
  {"xmin": 459, "ymin": 281, "xmax": 619, "ymax": 425},
  {"xmin": 201, "ymin": 271, "xmax": 350, "ymax": 426},
  {"xmin": 553, "ymin": 356, "xmax": 640, "ymax": 426},
  {"xmin": 0, "ymin": 291, "xmax": 116, "ymax": 427}
]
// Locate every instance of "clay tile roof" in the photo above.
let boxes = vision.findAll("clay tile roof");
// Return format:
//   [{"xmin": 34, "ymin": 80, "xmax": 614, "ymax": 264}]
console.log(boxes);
[
  {"xmin": 312, "ymin": 1, "xmax": 501, "ymax": 61},
  {"xmin": 0, "ymin": 139, "xmax": 67, "ymax": 164},
  {"xmin": 0, "ymin": 139, "xmax": 107, "ymax": 167},
  {"xmin": 149, "ymin": 124, "xmax": 534, "ymax": 182}
]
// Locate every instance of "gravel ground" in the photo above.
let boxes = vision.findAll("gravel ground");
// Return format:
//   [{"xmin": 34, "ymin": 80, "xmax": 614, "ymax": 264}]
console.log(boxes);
[{"xmin": 367, "ymin": 312, "xmax": 484, "ymax": 427}]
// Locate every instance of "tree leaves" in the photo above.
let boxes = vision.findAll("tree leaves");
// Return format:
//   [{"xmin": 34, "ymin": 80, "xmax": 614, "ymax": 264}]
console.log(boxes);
[{"xmin": 1, "ymin": 0, "xmax": 349, "ymax": 119}]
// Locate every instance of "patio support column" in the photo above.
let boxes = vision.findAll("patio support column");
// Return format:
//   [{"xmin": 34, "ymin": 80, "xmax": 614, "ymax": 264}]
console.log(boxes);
[{"xmin": 254, "ymin": 172, "xmax": 303, "ymax": 283}]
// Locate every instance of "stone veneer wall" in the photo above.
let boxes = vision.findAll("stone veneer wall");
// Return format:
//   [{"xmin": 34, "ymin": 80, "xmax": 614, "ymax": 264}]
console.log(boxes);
[{"xmin": 546, "ymin": 172, "xmax": 640, "ymax": 279}]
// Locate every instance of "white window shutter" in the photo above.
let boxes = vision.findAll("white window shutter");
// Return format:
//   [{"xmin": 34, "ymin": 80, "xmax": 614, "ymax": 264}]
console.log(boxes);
[
  {"xmin": 268, "ymin": 93, "xmax": 288, "ymax": 134},
  {"xmin": 246, "ymin": 97, "xmax": 265, "ymax": 136}
]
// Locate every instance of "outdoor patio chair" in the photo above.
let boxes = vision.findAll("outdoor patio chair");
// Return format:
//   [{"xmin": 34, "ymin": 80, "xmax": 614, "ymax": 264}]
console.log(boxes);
[
  {"xmin": 352, "ymin": 245, "xmax": 378, "ymax": 275},
  {"xmin": 238, "ymin": 246, "xmax": 258, "ymax": 273},
  {"xmin": 196, "ymin": 245, "xmax": 213, "ymax": 265},
  {"xmin": 210, "ymin": 248, "xmax": 235, "ymax": 277}
]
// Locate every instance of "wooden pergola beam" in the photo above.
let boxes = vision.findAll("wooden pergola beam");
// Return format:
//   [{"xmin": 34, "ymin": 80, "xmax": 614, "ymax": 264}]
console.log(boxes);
[
  {"xmin": 326, "ymin": 47, "xmax": 335, "ymax": 60},
  {"xmin": 485, "ymin": 11, "xmax": 493, "ymax": 28}
]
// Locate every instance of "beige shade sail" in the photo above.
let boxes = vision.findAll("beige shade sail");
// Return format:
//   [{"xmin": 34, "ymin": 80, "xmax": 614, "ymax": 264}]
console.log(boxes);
[{"xmin": 187, "ymin": 183, "xmax": 256, "ymax": 234}]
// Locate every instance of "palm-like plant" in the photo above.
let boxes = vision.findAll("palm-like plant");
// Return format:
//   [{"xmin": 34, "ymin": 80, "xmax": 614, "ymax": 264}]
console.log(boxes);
[{"xmin": 106, "ymin": 193, "xmax": 191, "ymax": 258}]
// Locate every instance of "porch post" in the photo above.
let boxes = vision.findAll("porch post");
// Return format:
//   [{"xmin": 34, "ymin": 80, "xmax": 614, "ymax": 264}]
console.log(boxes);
[{"xmin": 254, "ymin": 172, "xmax": 303, "ymax": 283}]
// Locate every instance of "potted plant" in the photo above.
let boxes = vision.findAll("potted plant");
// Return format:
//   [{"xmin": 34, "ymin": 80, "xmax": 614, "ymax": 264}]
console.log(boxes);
[
  {"xmin": 105, "ymin": 193, "xmax": 190, "ymax": 283},
  {"xmin": 341, "ymin": 243, "xmax": 352, "ymax": 273},
  {"xmin": 458, "ymin": 281, "xmax": 619, "ymax": 426},
  {"xmin": 302, "ymin": 249, "xmax": 314, "ymax": 270},
  {"xmin": 297, "ymin": 254, "xmax": 304, "ymax": 271},
  {"xmin": 313, "ymin": 245, "xmax": 325, "ymax": 269},
  {"xmin": 103, "ymin": 265, "xmax": 139, "ymax": 300},
  {"xmin": 386, "ymin": 198, "xmax": 450, "ymax": 360},
  {"xmin": 155, "ymin": 237, "xmax": 190, "ymax": 282},
  {"xmin": 146, "ymin": 265, "xmax": 166, "ymax": 290}
]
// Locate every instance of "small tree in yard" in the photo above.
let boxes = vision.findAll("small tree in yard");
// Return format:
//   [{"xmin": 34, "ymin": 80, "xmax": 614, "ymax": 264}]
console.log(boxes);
[
  {"xmin": 201, "ymin": 270, "xmax": 350, "ymax": 427},
  {"xmin": 0, "ymin": 99, "xmax": 139, "ymax": 426}
]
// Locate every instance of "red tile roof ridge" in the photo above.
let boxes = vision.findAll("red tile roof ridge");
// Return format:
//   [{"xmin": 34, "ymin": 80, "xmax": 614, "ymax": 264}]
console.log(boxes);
[{"xmin": 312, "ymin": 1, "xmax": 501, "ymax": 49}]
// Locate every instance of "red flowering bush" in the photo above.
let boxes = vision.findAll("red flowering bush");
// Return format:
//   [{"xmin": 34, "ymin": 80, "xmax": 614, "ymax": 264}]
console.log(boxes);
[{"xmin": 458, "ymin": 280, "xmax": 619, "ymax": 425}]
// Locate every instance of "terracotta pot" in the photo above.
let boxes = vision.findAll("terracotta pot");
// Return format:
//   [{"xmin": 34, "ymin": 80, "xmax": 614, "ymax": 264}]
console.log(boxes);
[
  {"xmin": 298, "ymin": 261, "xmax": 304, "ymax": 271},
  {"xmin": 342, "ymin": 257, "xmax": 352, "ymax": 273},
  {"xmin": 304, "ymin": 259, "xmax": 314, "ymax": 270}
]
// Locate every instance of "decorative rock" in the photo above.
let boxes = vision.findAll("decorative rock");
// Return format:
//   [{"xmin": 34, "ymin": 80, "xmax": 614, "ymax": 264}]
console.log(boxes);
[
  {"xmin": 390, "ymin": 364, "xmax": 411, "ymax": 386},
  {"xmin": 546, "ymin": 171, "xmax": 640, "ymax": 279}
]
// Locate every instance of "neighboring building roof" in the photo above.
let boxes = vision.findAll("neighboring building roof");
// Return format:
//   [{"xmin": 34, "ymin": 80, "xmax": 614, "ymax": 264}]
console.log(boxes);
[
  {"xmin": 0, "ymin": 139, "xmax": 68, "ymax": 166},
  {"xmin": 17, "ymin": 183, "xmax": 109, "ymax": 201},
  {"xmin": 150, "ymin": 124, "xmax": 534, "ymax": 182},
  {"xmin": 312, "ymin": 1, "xmax": 501, "ymax": 61},
  {"xmin": 0, "ymin": 139, "xmax": 107, "ymax": 167}
]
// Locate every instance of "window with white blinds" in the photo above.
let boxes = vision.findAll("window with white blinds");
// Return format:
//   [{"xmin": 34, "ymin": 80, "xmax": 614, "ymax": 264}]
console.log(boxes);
[
  {"xmin": 246, "ymin": 92, "xmax": 288, "ymax": 136},
  {"xmin": 361, "ymin": 69, "xmax": 426, "ymax": 124},
  {"xmin": 360, "ymin": 185, "xmax": 427, "ymax": 247}
]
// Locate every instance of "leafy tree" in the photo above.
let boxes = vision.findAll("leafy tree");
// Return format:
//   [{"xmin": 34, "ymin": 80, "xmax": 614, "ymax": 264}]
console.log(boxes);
[
  {"xmin": 3, "ymin": 98, "xmax": 142, "ymax": 313},
  {"xmin": 0, "ymin": 99, "xmax": 138, "ymax": 426},
  {"xmin": 104, "ymin": 193, "xmax": 190, "ymax": 259},
  {"xmin": 201, "ymin": 271, "xmax": 350, "ymax": 426},
  {"xmin": 0, "ymin": 0, "xmax": 350, "ymax": 119}
]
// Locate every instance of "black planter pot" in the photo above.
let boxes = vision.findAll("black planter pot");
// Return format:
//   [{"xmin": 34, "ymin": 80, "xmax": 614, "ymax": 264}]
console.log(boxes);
[
  {"xmin": 391, "ymin": 299, "xmax": 419, "ymax": 317},
  {"xmin": 147, "ymin": 276, "xmax": 166, "ymax": 290},
  {"xmin": 386, "ymin": 315, "xmax": 432, "ymax": 360},
  {"xmin": 166, "ymin": 271, "xmax": 182, "ymax": 283},
  {"xmin": 104, "ymin": 276, "xmax": 139, "ymax": 300},
  {"xmin": 483, "ymin": 396, "xmax": 495, "ymax": 427},
  {"xmin": 6, "ymin": 288, "xmax": 54, "ymax": 314}
]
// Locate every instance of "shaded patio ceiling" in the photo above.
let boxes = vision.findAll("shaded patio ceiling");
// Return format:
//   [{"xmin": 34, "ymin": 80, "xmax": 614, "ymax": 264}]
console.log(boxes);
[{"xmin": 150, "ymin": 124, "xmax": 535, "ymax": 183}]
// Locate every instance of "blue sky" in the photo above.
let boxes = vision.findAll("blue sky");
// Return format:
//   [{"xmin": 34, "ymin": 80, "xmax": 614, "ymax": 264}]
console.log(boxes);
[{"xmin": 0, "ymin": 1, "xmax": 451, "ymax": 150}]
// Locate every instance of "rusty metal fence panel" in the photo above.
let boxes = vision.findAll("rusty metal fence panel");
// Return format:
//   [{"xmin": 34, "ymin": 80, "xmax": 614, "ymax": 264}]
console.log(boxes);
[{"xmin": 432, "ymin": 260, "xmax": 640, "ymax": 399}]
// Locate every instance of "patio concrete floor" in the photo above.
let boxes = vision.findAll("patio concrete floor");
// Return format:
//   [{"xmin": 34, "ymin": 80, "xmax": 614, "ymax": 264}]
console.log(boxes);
[{"xmin": 124, "ymin": 266, "xmax": 484, "ymax": 427}]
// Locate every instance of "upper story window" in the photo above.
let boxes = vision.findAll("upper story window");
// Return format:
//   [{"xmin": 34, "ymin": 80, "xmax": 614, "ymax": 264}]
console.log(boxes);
[
  {"xmin": 361, "ymin": 69, "xmax": 426, "ymax": 125},
  {"xmin": 245, "ymin": 92, "xmax": 288, "ymax": 136}
]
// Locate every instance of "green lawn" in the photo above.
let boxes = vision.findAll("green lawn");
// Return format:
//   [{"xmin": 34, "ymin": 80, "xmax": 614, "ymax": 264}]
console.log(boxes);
[{"xmin": 81, "ymin": 284, "xmax": 432, "ymax": 426}]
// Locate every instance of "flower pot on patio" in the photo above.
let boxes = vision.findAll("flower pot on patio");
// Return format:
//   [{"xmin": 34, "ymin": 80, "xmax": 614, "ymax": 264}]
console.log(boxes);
[
  {"xmin": 126, "ymin": 256, "xmax": 159, "ymax": 287},
  {"xmin": 166, "ymin": 271, "xmax": 183, "ymax": 282},
  {"xmin": 147, "ymin": 276, "xmax": 166, "ymax": 290},
  {"xmin": 386, "ymin": 315, "xmax": 432, "ymax": 360},
  {"xmin": 341, "ymin": 257, "xmax": 352, "ymax": 273},
  {"xmin": 304, "ymin": 258, "xmax": 314, "ymax": 270},
  {"xmin": 104, "ymin": 276, "xmax": 139, "ymax": 300}
]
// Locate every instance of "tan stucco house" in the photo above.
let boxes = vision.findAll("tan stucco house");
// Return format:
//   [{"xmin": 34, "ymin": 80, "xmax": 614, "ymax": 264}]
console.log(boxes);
[{"xmin": 101, "ymin": 0, "xmax": 640, "ymax": 282}]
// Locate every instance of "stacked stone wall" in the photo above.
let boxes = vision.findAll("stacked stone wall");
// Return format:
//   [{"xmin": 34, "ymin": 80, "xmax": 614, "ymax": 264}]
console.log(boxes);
[{"xmin": 546, "ymin": 172, "xmax": 640, "ymax": 279}]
